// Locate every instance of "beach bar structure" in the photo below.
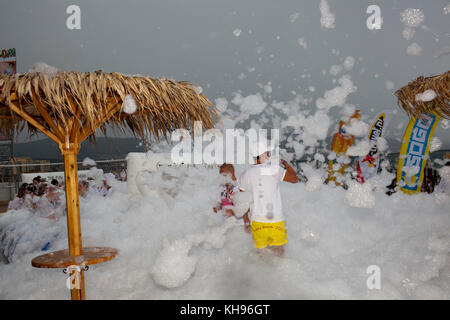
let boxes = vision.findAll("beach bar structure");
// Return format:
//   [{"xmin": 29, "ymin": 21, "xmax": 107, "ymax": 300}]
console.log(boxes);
[{"xmin": 0, "ymin": 70, "xmax": 217, "ymax": 299}]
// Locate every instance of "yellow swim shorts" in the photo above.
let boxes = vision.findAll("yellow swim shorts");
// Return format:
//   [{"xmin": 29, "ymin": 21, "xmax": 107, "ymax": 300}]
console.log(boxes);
[{"xmin": 251, "ymin": 221, "xmax": 287, "ymax": 249}]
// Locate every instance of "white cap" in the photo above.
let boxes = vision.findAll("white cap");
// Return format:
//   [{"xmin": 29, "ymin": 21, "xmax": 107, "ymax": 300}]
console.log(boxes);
[{"xmin": 250, "ymin": 139, "xmax": 273, "ymax": 158}]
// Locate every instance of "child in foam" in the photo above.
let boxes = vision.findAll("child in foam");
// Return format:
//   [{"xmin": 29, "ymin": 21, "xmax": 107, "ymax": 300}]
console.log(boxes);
[
  {"xmin": 238, "ymin": 141, "xmax": 298, "ymax": 257},
  {"xmin": 213, "ymin": 163, "xmax": 237, "ymax": 218},
  {"xmin": 97, "ymin": 179, "xmax": 112, "ymax": 197}
]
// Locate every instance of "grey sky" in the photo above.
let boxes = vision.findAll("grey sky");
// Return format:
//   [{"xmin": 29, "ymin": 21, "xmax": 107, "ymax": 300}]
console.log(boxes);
[{"xmin": 1, "ymin": 0, "xmax": 449, "ymax": 147}]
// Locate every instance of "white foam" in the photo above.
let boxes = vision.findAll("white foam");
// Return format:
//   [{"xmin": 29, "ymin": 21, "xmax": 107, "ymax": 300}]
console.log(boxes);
[
  {"xmin": 407, "ymin": 42, "xmax": 423, "ymax": 56},
  {"xmin": 400, "ymin": 8, "xmax": 425, "ymax": 28},
  {"xmin": 319, "ymin": 0, "xmax": 335, "ymax": 29},
  {"xmin": 122, "ymin": 94, "xmax": 138, "ymax": 114},
  {"xmin": 415, "ymin": 89, "xmax": 437, "ymax": 102}
]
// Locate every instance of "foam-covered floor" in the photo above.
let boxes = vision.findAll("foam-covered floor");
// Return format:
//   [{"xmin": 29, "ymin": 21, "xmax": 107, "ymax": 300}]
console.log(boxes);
[{"xmin": 1, "ymin": 165, "xmax": 450, "ymax": 299}]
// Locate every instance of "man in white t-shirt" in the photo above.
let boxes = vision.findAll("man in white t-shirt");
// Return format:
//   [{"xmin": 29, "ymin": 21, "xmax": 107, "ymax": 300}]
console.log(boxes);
[{"xmin": 238, "ymin": 141, "xmax": 298, "ymax": 256}]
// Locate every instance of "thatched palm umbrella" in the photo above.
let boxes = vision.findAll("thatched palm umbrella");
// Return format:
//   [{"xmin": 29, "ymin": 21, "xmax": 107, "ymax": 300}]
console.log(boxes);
[
  {"xmin": 395, "ymin": 70, "xmax": 450, "ymax": 119},
  {"xmin": 0, "ymin": 70, "xmax": 218, "ymax": 299}
]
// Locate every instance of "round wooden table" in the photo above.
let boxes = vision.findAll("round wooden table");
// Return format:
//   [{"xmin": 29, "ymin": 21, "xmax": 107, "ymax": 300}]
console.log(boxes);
[
  {"xmin": 31, "ymin": 247, "xmax": 118, "ymax": 300},
  {"xmin": 32, "ymin": 247, "xmax": 118, "ymax": 269}
]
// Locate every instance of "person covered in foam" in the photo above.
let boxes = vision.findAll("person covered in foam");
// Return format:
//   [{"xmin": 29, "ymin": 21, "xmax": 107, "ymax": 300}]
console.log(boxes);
[
  {"xmin": 237, "ymin": 139, "xmax": 299, "ymax": 257},
  {"xmin": 213, "ymin": 163, "xmax": 238, "ymax": 218}
]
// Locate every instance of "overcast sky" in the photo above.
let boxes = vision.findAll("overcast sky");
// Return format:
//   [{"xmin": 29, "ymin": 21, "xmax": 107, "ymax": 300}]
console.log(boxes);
[{"xmin": 1, "ymin": 0, "xmax": 449, "ymax": 147}]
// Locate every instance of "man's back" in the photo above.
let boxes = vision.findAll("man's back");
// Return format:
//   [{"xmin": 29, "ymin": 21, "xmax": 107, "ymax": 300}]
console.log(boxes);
[{"xmin": 238, "ymin": 163, "xmax": 286, "ymax": 223}]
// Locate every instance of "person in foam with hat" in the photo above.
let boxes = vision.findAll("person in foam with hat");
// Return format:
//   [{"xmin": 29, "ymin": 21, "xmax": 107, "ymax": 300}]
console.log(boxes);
[{"xmin": 237, "ymin": 138, "xmax": 298, "ymax": 257}]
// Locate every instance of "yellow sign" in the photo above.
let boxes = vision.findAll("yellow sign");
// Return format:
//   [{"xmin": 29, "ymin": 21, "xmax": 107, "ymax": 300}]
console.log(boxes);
[{"xmin": 397, "ymin": 111, "xmax": 440, "ymax": 194}]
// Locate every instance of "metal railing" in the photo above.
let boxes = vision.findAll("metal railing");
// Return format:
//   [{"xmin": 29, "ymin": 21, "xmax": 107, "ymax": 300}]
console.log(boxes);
[{"xmin": 0, "ymin": 159, "xmax": 127, "ymax": 200}]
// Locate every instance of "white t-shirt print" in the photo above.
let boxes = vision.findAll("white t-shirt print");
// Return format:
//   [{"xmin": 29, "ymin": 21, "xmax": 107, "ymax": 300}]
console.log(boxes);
[{"xmin": 237, "ymin": 162, "xmax": 286, "ymax": 223}]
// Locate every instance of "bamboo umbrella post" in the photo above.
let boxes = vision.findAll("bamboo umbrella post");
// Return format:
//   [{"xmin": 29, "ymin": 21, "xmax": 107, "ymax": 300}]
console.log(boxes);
[
  {"xmin": 59, "ymin": 142, "xmax": 82, "ymax": 256},
  {"xmin": 59, "ymin": 142, "xmax": 85, "ymax": 299}
]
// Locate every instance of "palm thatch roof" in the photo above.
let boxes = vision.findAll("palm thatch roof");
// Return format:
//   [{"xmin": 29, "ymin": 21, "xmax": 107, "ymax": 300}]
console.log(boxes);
[
  {"xmin": 395, "ymin": 70, "xmax": 450, "ymax": 119},
  {"xmin": 0, "ymin": 70, "xmax": 218, "ymax": 146}
]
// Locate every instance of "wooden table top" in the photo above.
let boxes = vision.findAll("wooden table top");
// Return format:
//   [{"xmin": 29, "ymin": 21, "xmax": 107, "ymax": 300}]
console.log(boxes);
[{"xmin": 31, "ymin": 247, "xmax": 118, "ymax": 269}]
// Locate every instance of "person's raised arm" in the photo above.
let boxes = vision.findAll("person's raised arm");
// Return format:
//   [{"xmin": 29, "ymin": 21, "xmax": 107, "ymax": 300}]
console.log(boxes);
[{"xmin": 281, "ymin": 159, "xmax": 299, "ymax": 183}]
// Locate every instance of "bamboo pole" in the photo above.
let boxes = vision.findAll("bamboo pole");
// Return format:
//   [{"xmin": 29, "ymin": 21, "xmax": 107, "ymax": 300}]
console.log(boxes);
[
  {"xmin": 68, "ymin": 267, "xmax": 85, "ymax": 300},
  {"xmin": 59, "ymin": 142, "xmax": 85, "ymax": 300}
]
